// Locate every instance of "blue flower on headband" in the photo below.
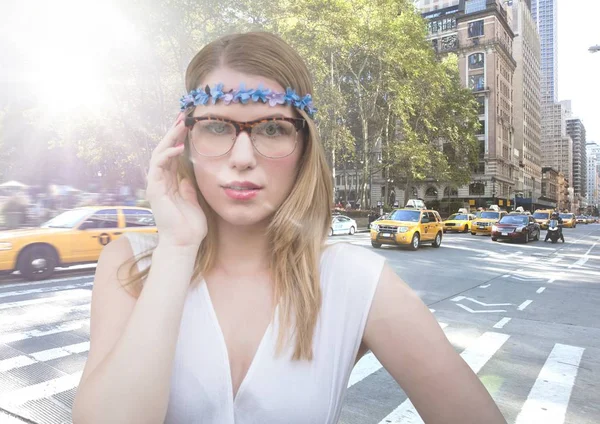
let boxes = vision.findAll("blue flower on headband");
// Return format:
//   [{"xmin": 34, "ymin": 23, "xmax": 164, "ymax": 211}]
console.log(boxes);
[
  {"xmin": 284, "ymin": 88, "xmax": 300, "ymax": 106},
  {"xmin": 179, "ymin": 94, "xmax": 195, "ymax": 110},
  {"xmin": 298, "ymin": 94, "xmax": 313, "ymax": 111},
  {"xmin": 266, "ymin": 92, "xmax": 286, "ymax": 107},
  {"xmin": 233, "ymin": 83, "xmax": 254, "ymax": 104},
  {"xmin": 252, "ymin": 84, "xmax": 271, "ymax": 103},
  {"xmin": 210, "ymin": 83, "xmax": 225, "ymax": 104},
  {"xmin": 193, "ymin": 88, "xmax": 210, "ymax": 106}
]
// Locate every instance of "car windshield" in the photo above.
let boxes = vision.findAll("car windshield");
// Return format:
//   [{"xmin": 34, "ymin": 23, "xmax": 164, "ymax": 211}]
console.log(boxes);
[
  {"xmin": 533, "ymin": 212, "xmax": 550, "ymax": 219},
  {"xmin": 480, "ymin": 212, "xmax": 500, "ymax": 219},
  {"xmin": 448, "ymin": 214, "xmax": 468, "ymax": 220},
  {"xmin": 40, "ymin": 209, "xmax": 90, "ymax": 229},
  {"xmin": 500, "ymin": 216, "xmax": 528, "ymax": 225},
  {"xmin": 389, "ymin": 210, "xmax": 421, "ymax": 222},
  {"xmin": 559, "ymin": 214, "xmax": 573, "ymax": 219}
]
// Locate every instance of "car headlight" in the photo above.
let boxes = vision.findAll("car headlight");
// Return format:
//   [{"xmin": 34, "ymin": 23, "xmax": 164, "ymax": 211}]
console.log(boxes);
[
  {"xmin": 371, "ymin": 224, "xmax": 379, "ymax": 231},
  {"xmin": 516, "ymin": 226, "xmax": 525, "ymax": 232},
  {"xmin": 0, "ymin": 242, "xmax": 13, "ymax": 251},
  {"xmin": 397, "ymin": 227, "xmax": 409, "ymax": 233},
  {"xmin": 491, "ymin": 226, "xmax": 498, "ymax": 232}
]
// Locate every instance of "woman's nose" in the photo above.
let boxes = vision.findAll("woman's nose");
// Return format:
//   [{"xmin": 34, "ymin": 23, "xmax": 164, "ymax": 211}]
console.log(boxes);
[{"xmin": 228, "ymin": 130, "xmax": 257, "ymax": 169}]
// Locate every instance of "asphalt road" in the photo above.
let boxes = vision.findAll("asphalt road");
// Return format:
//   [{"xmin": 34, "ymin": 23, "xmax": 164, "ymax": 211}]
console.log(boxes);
[{"xmin": 0, "ymin": 224, "xmax": 599, "ymax": 423}]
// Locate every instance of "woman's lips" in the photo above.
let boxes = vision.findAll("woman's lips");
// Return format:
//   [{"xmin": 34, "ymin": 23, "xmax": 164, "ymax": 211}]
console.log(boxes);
[{"xmin": 223, "ymin": 186, "xmax": 261, "ymax": 200}]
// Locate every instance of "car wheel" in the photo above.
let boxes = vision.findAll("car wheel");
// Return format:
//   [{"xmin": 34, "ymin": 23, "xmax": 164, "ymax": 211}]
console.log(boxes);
[
  {"xmin": 523, "ymin": 232, "xmax": 529, "ymax": 244},
  {"xmin": 329, "ymin": 228, "xmax": 333, "ymax": 237},
  {"xmin": 371, "ymin": 242, "xmax": 382, "ymax": 248},
  {"xmin": 492, "ymin": 237, "xmax": 498, "ymax": 242},
  {"xmin": 463, "ymin": 225, "xmax": 469, "ymax": 233},
  {"xmin": 471, "ymin": 232, "xmax": 476, "ymax": 236},
  {"xmin": 18, "ymin": 245, "xmax": 57, "ymax": 281},
  {"xmin": 409, "ymin": 233, "xmax": 420, "ymax": 251},
  {"xmin": 432, "ymin": 232, "xmax": 442, "ymax": 248},
  {"xmin": 349, "ymin": 226, "xmax": 355, "ymax": 235}
]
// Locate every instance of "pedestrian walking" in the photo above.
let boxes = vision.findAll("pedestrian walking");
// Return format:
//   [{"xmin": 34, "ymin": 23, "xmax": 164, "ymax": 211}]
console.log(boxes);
[{"xmin": 73, "ymin": 32, "xmax": 506, "ymax": 424}]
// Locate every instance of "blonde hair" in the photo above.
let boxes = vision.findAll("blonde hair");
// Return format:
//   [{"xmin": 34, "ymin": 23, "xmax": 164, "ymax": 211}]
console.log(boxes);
[{"xmin": 121, "ymin": 32, "xmax": 333, "ymax": 361}]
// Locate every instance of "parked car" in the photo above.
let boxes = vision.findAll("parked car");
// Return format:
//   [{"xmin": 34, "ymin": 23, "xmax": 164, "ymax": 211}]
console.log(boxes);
[
  {"xmin": 0, "ymin": 206, "xmax": 157, "ymax": 281},
  {"xmin": 491, "ymin": 214, "xmax": 540, "ymax": 243},
  {"xmin": 329, "ymin": 215, "xmax": 358, "ymax": 236}
]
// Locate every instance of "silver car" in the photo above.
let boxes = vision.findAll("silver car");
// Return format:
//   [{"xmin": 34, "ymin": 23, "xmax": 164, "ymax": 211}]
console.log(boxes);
[{"xmin": 329, "ymin": 215, "xmax": 358, "ymax": 236}]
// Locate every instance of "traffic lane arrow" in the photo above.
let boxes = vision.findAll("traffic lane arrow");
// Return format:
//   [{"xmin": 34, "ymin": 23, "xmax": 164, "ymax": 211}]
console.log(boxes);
[
  {"xmin": 451, "ymin": 296, "xmax": 512, "ymax": 307},
  {"xmin": 456, "ymin": 304, "xmax": 508, "ymax": 314}
]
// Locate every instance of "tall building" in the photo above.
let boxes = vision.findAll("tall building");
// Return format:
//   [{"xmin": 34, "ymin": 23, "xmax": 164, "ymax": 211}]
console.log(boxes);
[
  {"xmin": 509, "ymin": 0, "xmax": 542, "ymax": 210},
  {"xmin": 418, "ymin": 0, "xmax": 520, "ymax": 211},
  {"xmin": 541, "ymin": 103, "xmax": 573, "ymax": 195},
  {"xmin": 566, "ymin": 118, "xmax": 587, "ymax": 204},
  {"xmin": 586, "ymin": 142, "xmax": 600, "ymax": 209},
  {"xmin": 530, "ymin": 0, "xmax": 558, "ymax": 104}
]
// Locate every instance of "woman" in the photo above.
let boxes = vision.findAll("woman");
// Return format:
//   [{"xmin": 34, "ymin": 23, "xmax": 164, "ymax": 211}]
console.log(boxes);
[{"xmin": 72, "ymin": 32, "xmax": 506, "ymax": 423}]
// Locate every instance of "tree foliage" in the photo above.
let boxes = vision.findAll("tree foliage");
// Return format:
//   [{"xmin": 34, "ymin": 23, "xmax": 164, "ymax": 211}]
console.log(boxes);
[{"xmin": 1, "ymin": 0, "xmax": 479, "ymax": 206}]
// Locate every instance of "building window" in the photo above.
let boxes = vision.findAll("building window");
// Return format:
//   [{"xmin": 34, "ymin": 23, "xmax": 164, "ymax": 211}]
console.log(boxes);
[
  {"xmin": 465, "ymin": 0, "xmax": 486, "ymax": 14},
  {"xmin": 476, "ymin": 120, "xmax": 485, "ymax": 135},
  {"xmin": 425, "ymin": 187, "xmax": 438, "ymax": 198},
  {"xmin": 468, "ymin": 20, "xmax": 484, "ymax": 38},
  {"xmin": 469, "ymin": 75, "xmax": 485, "ymax": 91},
  {"xmin": 444, "ymin": 187, "xmax": 459, "ymax": 197},
  {"xmin": 469, "ymin": 53, "xmax": 485, "ymax": 69},
  {"xmin": 469, "ymin": 182, "xmax": 485, "ymax": 195},
  {"xmin": 475, "ymin": 97, "xmax": 485, "ymax": 115}
]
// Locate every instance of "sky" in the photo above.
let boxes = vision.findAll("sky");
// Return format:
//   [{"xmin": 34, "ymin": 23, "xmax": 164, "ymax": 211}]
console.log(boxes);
[{"xmin": 557, "ymin": 0, "xmax": 600, "ymax": 143}]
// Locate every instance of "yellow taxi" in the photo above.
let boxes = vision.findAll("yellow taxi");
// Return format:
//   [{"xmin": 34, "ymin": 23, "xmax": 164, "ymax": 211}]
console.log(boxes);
[
  {"xmin": 559, "ymin": 213, "xmax": 576, "ymax": 228},
  {"xmin": 443, "ymin": 212, "xmax": 476, "ymax": 233},
  {"xmin": 370, "ymin": 208, "xmax": 444, "ymax": 250},
  {"xmin": 0, "ymin": 206, "xmax": 157, "ymax": 281},
  {"xmin": 532, "ymin": 209, "xmax": 554, "ymax": 230},
  {"xmin": 471, "ymin": 209, "xmax": 508, "ymax": 235}
]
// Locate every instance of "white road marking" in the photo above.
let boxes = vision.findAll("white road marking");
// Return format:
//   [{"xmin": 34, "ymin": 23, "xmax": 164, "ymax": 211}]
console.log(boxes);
[
  {"xmin": 2, "ymin": 371, "xmax": 83, "ymax": 407},
  {"xmin": 348, "ymin": 323, "xmax": 448, "ymax": 389},
  {"xmin": 451, "ymin": 296, "xmax": 466, "ymax": 302},
  {"xmin": 479, "ymin": 284, "xmax": 491, "ymax": 288},
  {"xmin": 515, "ymin": 344, "xmax": 585, "ymax": 424},
  {"xmin": 459, "ymin": 298, "xmax": 512, "ymax": 307},
  {"xmin": 0, "ymin": 341, "xmax": 89, "ymax": 372},
  {"xmin": 0, "ymin": 319, "xmax": 88, "ymax": 344},
  {"xmin": 429, "ymin": 309, "xmax": 435, "ymax": 313},
  {"xmin": 568, "ymin": 241, "xmax": 597, "ymax": 268},
  {"xmin": 0, "ymin": 274, "xmax": 93, "ymax": 290},
  {"xmin": 493, "ymin": 317, "xmax": 512, "ymax": 329},
  {"xmin": 0, "ymin": 282, "xmax": 92, "ymax": 299},
  {"xmin": 536, "ymin": 287, "xmax": 546, "ymax": 294},
  {"xmin": 518, "ymin": 300, "xmax": 533, "ymax": 311},
  {"xmin": 548, "ymin": 278, "xmax": 556, "ymax": 283},
  {"xmin": 456, "ymin": 304, "xmax": 508, "ymax": 314},
  {"xmin": 378, "ymin": 332, "xmax": 510, "ymax": 423},
  {"xmin": 502, "ymin": 274, "xmax": 510, "ymax": 278},
  {"xmin": 0, "ymin": 289, "xmax": 90, "ymax": 310},
  {"xmin": 1, "ymin": 303, "xmax": 90, "ymax": 328}
]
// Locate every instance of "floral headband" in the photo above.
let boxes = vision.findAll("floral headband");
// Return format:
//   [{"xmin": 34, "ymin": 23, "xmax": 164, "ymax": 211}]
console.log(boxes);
[{"xmin": 179, "ymin": 83, "xmax": 317, "ymax": 119}]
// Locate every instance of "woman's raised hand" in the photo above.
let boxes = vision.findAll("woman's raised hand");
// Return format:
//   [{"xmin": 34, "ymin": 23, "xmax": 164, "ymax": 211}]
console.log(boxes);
[{"xmin": 145, "ymin": 113, "xmax": 207, "ymax": 249}]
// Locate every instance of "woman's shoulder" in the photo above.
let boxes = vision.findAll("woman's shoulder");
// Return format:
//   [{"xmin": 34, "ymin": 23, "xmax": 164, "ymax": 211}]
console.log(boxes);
[{"xmin": 321, "ymin": 242, "xmax": 386, "ymax": 290}]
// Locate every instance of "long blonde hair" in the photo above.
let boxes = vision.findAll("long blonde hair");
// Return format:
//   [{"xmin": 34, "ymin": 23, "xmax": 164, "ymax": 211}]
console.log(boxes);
[{"xmin": 121, "ymin": 32, "xmax": 333, "ymax": 361}]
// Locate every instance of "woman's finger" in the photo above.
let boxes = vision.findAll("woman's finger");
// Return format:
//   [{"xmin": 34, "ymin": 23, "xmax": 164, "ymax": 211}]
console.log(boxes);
[{"xmin": 154, "ymin": 118, "xmax": 188, "ymax": 155}]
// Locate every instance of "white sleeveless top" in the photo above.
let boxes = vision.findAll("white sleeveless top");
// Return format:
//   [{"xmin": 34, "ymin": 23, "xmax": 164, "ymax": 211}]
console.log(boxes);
[{"xmin": 124, "ymin": 233, "xmax": 386, "ymax": 424}]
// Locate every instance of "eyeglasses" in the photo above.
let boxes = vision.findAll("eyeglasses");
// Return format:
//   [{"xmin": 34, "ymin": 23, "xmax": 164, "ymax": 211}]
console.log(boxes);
[{"xmin": 184, "ymin": 116, "xmax": 306, "ymax": 158}]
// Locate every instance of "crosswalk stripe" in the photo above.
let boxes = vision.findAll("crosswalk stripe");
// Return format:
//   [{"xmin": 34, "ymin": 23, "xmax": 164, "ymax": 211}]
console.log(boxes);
[
  {"xmin": 0, "ymin": 274, "xmax": 93, "ymax": 291},
  {"xmin": 0, "ymin": 341, "xmax": 90, "ymax": 373},
  {"xmin": 378, "ymin": 331, "xmax": 510, "ymax": 423},
  {"xmin": 0, "ymin": 319, "xmax": 88, "ymax": 344},
  {"xmin": 348, "ymin": 323, "xmax": 448, "ymax": 389},
  {"xmin": 1, "ymin": 303, "xmax": 90, "ymax": 328},
  {"xmin": 515, "ymin": 343, "xmax": 585, "ymax": 424},
  {"xmin": 0, "ymin": 289, "xmax": 90, "ymax": 311},
  {"xmin": 2, "ymin": 371, "xmax": 83, "ymax": 407},
  {"xmin": 0, "ymin": 282, "xmax": 92, "ymax": 299}
]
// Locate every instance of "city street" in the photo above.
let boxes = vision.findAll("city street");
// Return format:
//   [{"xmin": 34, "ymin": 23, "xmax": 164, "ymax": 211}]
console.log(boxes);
[{"xmin": 0, "ymin": 225, "xmax": 599, "ymax": 423}]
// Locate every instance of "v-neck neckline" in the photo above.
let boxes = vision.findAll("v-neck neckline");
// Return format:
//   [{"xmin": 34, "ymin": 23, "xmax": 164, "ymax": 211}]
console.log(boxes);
[{"xmin": 199, "ymin": 280, "xmax": 278, "ymax": 405}]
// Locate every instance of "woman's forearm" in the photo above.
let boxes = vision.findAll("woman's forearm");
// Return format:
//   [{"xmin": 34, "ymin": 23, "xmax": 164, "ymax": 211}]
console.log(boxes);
[{"xmin": 72, "ymin": 244, "xmax": 198, "ymax": 424}]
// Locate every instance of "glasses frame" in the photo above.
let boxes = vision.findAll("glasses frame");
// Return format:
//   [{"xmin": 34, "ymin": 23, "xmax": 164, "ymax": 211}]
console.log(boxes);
[{"xmin": 184, "ymin": 115, "xmax": 307, "ymax": 158}]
